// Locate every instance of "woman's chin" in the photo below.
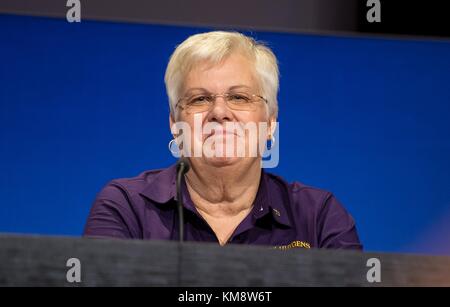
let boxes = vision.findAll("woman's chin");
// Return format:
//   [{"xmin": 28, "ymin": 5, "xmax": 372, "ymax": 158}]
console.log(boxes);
[{"xmin": 203, "ymin": 156, "xmax": 242, "ymax": 167}]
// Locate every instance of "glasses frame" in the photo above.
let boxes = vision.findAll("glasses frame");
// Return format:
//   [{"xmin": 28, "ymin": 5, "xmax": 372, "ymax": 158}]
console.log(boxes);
[{"xmin": 175, "ymin": 92, "xmax": 268, "ymax": 113}]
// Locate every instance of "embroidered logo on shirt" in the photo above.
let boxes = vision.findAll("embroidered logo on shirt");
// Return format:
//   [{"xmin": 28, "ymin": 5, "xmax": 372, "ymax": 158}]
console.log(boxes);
[{"xmin": 274, "ymin": 240, "xmax": 311, "ymax": 250}]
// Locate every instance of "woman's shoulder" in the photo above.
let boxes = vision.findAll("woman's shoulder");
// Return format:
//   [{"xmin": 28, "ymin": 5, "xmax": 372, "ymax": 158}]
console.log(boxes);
[
  {"xmin": 104, "ymin": 168, "xmax": 166, "ymax": 191},
  {"xmin": 96, "ymin": 165, "xmax": 175, "ymax": 205},
  {"xmin": 263, "ymin": 171, "xmax": 354, "ymax": 229},
  {"xmin": 264, "ymin": 171, "xmax": 362, "ymax": 249},
  {"xmin": 84, "ymin": 165, "xmax": 177, "ymax": 238},
  {"xmin": 100, "ymin": 165, "xmax": 177, "ymax": 198},
  {"xmin": 264, "ymin": 171, "xmax": 335, "ymax": 208}
]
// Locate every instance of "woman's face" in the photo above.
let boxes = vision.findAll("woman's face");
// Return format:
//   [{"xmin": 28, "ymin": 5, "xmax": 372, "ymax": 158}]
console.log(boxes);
[{"xmin": 170, "ymin": 53, "xmax": 275, "ymax": 167}]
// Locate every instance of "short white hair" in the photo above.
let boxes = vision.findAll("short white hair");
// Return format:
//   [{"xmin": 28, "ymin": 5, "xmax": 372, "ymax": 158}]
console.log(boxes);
[{"xmin": 164, "ymin": 31, "xmax": 279, "ymax": 118}]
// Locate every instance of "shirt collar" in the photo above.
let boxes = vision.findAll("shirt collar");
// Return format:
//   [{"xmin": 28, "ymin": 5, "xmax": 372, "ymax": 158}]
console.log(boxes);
[
  {"xmin": 139, "ymin": 163, "xmax": 292, "ymax": 228},
  {"xmin": 139, "ymin": 163, "xmax": 178, "ymax": 204}
]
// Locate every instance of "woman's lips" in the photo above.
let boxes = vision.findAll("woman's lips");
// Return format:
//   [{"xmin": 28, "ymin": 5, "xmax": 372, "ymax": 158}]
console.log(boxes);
[
  {"xmin": 202, "ymin": 124, "xmax": 246, "ymax": 141},
  {"xmin": 209, "ymin": 130, "xmax": 237, "ymax": 137}
]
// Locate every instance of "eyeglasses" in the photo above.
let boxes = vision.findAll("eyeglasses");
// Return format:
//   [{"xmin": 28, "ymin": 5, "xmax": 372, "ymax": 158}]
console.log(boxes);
[{"xmin": 176, "ymin": 92, "xmax": 268, "ymax": 114}]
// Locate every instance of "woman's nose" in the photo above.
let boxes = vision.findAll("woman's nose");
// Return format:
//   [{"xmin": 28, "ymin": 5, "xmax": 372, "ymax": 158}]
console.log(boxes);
[{"xmin": 207, "ymin": 96, "xmax": 234, "ymax": 123}]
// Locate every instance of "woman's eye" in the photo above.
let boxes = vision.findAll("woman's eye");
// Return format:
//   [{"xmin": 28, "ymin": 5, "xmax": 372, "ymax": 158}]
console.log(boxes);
[
  {"xmin": 230, "ymin": 94, "xmax": 250, "ymax": 102},
  {"xmin": 190, "ymin": 96, "xmax": 209, "ymax": 104}
]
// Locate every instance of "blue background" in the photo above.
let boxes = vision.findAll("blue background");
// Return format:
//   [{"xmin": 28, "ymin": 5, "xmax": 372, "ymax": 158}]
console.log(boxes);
[{"xmin": 1, "ymin": 14, "xmax": 449, "ymax": 254}]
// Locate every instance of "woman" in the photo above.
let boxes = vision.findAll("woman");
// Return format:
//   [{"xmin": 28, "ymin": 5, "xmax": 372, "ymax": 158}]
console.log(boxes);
[{"xmin": 84, "ymin": 31, "xmax": 362, "ymax": 250}]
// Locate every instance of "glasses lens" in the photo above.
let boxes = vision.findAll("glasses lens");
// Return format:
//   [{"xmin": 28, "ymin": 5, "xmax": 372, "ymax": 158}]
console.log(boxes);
[
  {"xmin": 226, "ymin": 92, "xmax": 259, "ymax": 111},
  {"xmin": 184, "ymin": 95, "xmax": 212, "ymax": 113},
  {"xmin": 180, "ymin": 92, "xmax": 265, "ymax": 113}
]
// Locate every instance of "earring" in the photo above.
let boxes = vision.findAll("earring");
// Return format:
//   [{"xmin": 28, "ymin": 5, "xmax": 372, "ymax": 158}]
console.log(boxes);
[
  {"xmin": 168, "ymin": 139, "xmax": 180, "ymax": 157},
  {"xmin": 267, "ymin": 135, "xmax": 276, "ymax": 150}
]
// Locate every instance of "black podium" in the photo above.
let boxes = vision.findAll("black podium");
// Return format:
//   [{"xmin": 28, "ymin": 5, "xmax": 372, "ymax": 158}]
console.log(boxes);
[{"xmin": 0, "ymin": 234, "xmax": 449, "ymax": 286}]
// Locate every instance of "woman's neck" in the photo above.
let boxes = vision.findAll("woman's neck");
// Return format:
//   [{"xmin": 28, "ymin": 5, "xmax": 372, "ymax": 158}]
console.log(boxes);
[{"xmin": 184, "ymin": 158, "xmax": 262, "ymax": 218}]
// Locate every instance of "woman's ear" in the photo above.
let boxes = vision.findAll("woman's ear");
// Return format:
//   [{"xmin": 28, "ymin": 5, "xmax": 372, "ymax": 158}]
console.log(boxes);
[
  {"xmin": 169, "ymin": 113, "xmax": 176, "ymax": 138},
  {"xmin": 268, "ymin": 116, "xmax": 277, "ymax": 139}
]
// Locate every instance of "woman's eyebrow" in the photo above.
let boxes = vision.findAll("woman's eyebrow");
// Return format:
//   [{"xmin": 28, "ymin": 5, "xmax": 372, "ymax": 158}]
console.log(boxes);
[
  {"xmin": 183, "ymin": 88, "xmax": 210, "ymax": 96},
  {"xmin": 184, "ymin": 85, "xmax": 253, "ymax": 95},
  {"xmin": 228, "ymin": 85, "xmax": 252, "ymax": 91}
]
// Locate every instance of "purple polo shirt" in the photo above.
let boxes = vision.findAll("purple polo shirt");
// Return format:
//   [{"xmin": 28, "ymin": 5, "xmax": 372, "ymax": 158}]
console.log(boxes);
[{"xmin": 84, "ymin": 163, "xmax": 362, "ymax": 250}]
